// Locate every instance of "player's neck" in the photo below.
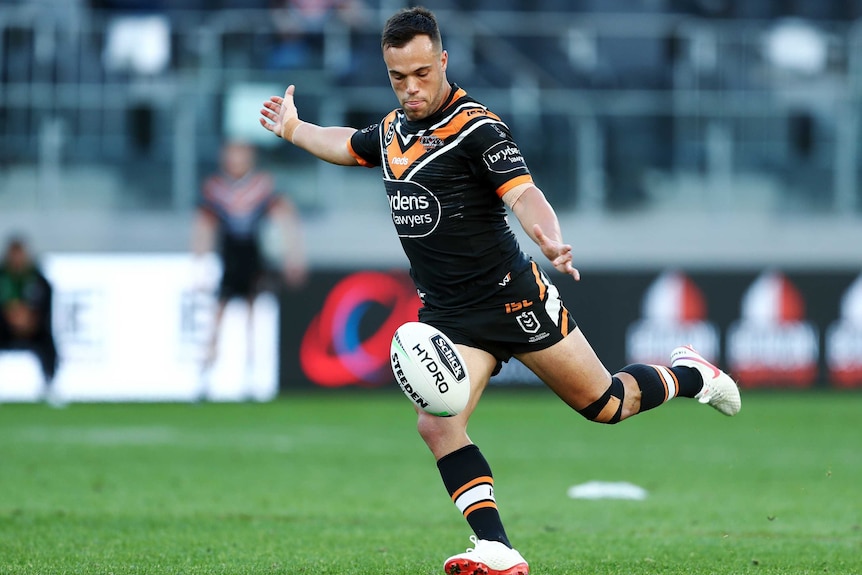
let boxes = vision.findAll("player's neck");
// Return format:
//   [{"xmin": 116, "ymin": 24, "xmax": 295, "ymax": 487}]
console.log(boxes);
[{"xmin": 433, "ymin": 83, "xmax": 455, "ymax": 116}]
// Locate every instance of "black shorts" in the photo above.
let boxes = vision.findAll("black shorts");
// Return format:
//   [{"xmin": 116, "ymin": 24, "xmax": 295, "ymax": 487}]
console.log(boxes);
[
  {"xmin": 219, "ymin": 264, "xmax": 263, "ymax": 301},
  {"xmin": 418, "ymin": 261, "xmax": 576, "ymax": 374},
  {"xmin": 219, "ymin": 240, "xmax": 264, "ymax": 301}
]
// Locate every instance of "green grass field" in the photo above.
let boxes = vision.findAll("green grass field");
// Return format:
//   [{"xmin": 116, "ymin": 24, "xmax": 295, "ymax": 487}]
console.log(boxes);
[{"xmin": 1, "ymin": 390, "xmax": 860, "ymax": 575}]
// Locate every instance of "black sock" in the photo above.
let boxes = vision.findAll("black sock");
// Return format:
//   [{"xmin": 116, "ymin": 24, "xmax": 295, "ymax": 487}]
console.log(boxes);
[
  {"xmin": 437, "ymin": 444, "xmax": 511, "ymax": 547},
  {"xmin": 673, "ymin": 366, "xmax": 704, "ymax": 398},
  {"xmin": 620, "ymin": 363, "xmax": 703, "ymax": 412}
]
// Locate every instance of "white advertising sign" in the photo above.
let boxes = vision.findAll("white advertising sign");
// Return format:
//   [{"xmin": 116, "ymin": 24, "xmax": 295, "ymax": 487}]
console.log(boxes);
[{"xmin": 0, "ymin": 254, "xmax": 278, "ymax": 403}]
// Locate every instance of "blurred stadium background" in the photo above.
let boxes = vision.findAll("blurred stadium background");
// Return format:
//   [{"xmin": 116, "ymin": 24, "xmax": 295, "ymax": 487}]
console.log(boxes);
[{"xmin": 2, "ymin": 0, "xmax": 862, "ymax": 400}]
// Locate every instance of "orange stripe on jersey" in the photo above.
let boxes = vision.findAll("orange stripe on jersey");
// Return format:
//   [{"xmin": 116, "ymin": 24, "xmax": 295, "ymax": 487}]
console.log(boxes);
[
  {"xmin": 347, "ymin": 137, "xmax": 375, "ymax": 168},
  {"xmin": 430, "ymin": 104, "xmax": 497, "ymax": 142},
  {"xmin": 387, "ymin": 133, "xmax": 429, "ymax": 179},
  {"xmin": 496, "ymin": 174, "xmax": 534, "ymax": 198},
  {"xmin": 451, "ymin": 87, "xmax": 468, "ymax": 103},
  {"xmin": 463, "ymin": 501, "xmax": 498, "ymax": 518},
  {"xmin": 450, "ymin": 475, "xmax": 494, "ymax": 502},
  {"xmin": 530, "ymin": 261, "xmax": 547, "ymax": 302}
]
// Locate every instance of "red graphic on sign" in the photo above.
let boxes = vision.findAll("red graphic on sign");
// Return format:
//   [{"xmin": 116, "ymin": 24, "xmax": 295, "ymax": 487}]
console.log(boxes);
[
  {"xmin": 300, "ymin": 271, "xmax": 420, "ymax": 387},
  {"xmin": 727, "ymin": 271, "xmax": 818, "ymax": 388}
]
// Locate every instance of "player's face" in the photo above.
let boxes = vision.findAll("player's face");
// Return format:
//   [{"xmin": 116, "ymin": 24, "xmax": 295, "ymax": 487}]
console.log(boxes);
[
  {"xmin": 6, "ymin": 245, "xmax": 29, "ymax": 272},
  {"xmin": 383, "ymin": 35, "xmax": 449, "ymax": 121},
  {"xmin": 222, "ymin": 143, "xmax": 254, "ymax": 179}
]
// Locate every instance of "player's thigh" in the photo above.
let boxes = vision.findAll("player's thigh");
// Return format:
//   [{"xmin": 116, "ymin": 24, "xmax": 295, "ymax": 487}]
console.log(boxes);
[
  {"xmin": 456, "ymin": 343, "xmax": 499, "ymax": 418},
  {"xmin": 417, "ymin": 343, "xmax": 497, "ymax": 427},
  {"xmin": 515, "ymin": 326, "xmax": 612, "ymax": 411}
]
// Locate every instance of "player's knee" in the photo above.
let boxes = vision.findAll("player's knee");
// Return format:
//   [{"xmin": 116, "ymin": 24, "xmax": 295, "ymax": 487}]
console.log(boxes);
[
  {"xmin": 577, "ymin": 376, "xmax": 625, "ymax": 424},
  {"xmin": 416, "ymin": 410, "xmax": 448, "ymax": 445},
  {"xmin": 416, "ymin": 410, "xmax": 468, "ymax": 456}
]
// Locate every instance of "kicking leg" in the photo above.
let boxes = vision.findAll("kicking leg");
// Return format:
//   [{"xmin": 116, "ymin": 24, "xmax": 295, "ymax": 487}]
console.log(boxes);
[{"xmin": 517, "ymin": 327, "xmax": 739, "ymax": 423}]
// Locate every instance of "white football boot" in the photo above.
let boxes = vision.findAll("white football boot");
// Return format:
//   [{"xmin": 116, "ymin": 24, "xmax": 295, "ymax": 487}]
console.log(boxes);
[
  {"xmin": 444, "ymin": 536, "xmax": 529, "ymax": 575},
  {"xmin": 671, "ymin": 345, "xmax": 741, "ymax": 416}
]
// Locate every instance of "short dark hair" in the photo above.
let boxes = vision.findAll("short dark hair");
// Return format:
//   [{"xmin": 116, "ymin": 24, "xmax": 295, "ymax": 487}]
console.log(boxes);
[
  {"xmin": 5, "ymin": 234, "xmax": 27, "ymax": 252},
  {"xmin": 381, "ymin": 6, "xmax": 441, "ymax": 51}
]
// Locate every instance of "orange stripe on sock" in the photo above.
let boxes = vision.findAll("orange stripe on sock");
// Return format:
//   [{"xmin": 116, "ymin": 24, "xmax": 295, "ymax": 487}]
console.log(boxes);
[
  {"xmin": 451, "ymin": 476, "xmax": 494, "ymax": 502},
  {"xmin": 463, "ymin": 500, "xmax": 498, "ymax": 517},
  {"xmin": 667, "ymin": 367, "xmax": 679, "ymax": 399},
  {"xmin": 651, "ymin": 365, "xmax": 669, "ymax": 403}
]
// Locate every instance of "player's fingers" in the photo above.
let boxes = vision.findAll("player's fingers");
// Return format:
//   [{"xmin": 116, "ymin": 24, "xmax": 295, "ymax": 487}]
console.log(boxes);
[
  {"xmin": 532, "ymin": 223, "xmax": 546, "ymax": 243},
  {"xmin": 284, "ymin": 85, "xmax": 295, "ymax": 100},
  {"xmin": 553, "ymin": 243, "xmax": 572, "ymax": 260},
  {"xmin": 259, "ymin": 117, "xmax": 273, "ymax": 132}
]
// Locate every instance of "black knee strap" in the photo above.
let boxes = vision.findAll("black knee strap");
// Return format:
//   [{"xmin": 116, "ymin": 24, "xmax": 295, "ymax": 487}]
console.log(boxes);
[{"xmin": 577, "ymin": 376, "xmax": 624, "ymax": 424}]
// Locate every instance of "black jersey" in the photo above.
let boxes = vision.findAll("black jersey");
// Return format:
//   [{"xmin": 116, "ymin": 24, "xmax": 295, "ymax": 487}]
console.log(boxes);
[
  {"xmin": 198, "ymin": 171, "xmax": 279, "ymax": 243},
  {"xmin": 348, "ymin": 85, "xmax": 534, "ymax": 309}
]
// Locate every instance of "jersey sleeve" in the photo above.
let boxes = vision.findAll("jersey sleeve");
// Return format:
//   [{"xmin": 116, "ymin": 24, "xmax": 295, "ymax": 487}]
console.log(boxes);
[
  {"xmin": 464, "ymin": 120, "xmax": 534, "ymax": 198},
  {"xmin": 348, "ymin": 123, "xmax": 382, "ymax": 168}
]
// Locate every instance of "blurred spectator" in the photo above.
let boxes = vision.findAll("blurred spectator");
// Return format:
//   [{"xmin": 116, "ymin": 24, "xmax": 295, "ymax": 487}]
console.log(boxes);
[
  {"xmin": 267, "ymin": 0, "xmax": 368, "ymax": 70},
  {"xmin": 0, "ymin": 236, "xmax": 60, "ymax": 405},
  {"xmin": 192, "ymin": 141, "xmax": 307, "ymax": 383}
]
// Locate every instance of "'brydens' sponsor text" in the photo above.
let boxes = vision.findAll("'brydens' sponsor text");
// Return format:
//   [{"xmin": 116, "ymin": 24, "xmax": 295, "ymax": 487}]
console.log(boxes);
[
  {"xmin": 482, "ymin": 140, "xmax": 526, "ymax": 174},
  {"xmin": 385, "ymin": 181, "xmax": 442, "ymax": 238}
]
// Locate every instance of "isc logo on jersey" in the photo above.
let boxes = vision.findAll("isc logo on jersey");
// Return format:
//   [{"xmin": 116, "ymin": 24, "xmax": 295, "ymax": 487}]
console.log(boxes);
[
  {"xmin": 385, "ymin": 181, "xmax": 442, "ymax": 238},
  {"xmin": 390, "ymin": 322, "xmax": 470, "ymax": 417}
]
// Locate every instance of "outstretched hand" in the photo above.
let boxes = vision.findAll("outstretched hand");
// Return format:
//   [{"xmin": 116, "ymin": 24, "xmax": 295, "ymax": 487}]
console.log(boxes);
[
  {"xmin": 533, "ymin": 224, "xmax": 580, "ymax": 281},
  {"xmin": 259, "ymin": 85, "xmax": 300, "ymax": 141}
]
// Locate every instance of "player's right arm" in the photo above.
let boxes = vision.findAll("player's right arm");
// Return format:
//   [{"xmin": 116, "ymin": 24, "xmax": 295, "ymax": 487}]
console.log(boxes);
[{"xmin": 259, "ymin": 85, "xmax": 359, "ymax": 166}]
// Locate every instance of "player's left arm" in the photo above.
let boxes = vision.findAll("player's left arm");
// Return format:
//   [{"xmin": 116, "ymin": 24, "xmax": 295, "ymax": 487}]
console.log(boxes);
[{"xmin": 505, "ymin": 183, "xmax": 580, "ymax": 281}]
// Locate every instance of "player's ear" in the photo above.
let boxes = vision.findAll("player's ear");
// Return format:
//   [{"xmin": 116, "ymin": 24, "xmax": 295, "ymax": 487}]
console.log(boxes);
[{"xmin": 440, "ymin": 49, "xmax": 448, "ymax": 72}]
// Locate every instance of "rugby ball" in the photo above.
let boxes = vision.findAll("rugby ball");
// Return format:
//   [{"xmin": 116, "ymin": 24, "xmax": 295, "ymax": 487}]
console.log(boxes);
[{"xmin": 390, "ymin": 322, "xmax": 470, "ymax": 417}]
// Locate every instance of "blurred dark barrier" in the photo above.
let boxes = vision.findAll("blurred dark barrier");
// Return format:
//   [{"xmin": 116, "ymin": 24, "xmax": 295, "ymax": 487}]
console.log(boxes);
[{"xmin": 279, "ymin": 268, "xmax": 862, "ymax": 391}]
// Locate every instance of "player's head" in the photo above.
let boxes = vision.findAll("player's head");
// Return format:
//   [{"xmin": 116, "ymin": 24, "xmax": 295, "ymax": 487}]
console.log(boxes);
[
  {"xmin": 381, "ymin": 7, "xmax": 450, "ymax": 121},
  {"xmin": 3, "ymin": 235, "xmax": 31, "ymax": 272},
  {"xmin": 220, "ymin": 141, "xmax": 255, "ymax": 179}
]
